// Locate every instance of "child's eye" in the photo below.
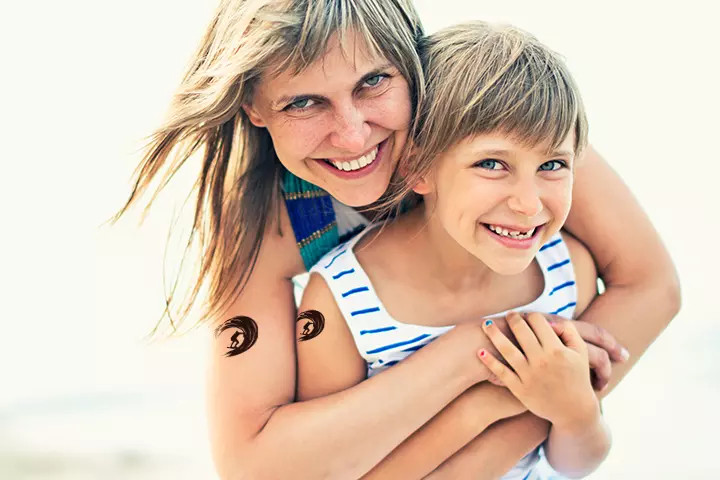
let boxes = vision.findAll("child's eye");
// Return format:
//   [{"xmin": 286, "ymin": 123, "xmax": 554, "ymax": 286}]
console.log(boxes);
[
  {"xmin": 285, "ymin": 98, "xmax": 316, "ymax": 111},
  {"xmin": 363, "ymin": 74, "xmax": 388, "ymax": 88},
  {"xmin": 539, "ymin": 160, "xmax": 566, "ymax": 171},
  {"xmin": 475, "ymin": 159, "xmax": 503, "ymax": 170}
]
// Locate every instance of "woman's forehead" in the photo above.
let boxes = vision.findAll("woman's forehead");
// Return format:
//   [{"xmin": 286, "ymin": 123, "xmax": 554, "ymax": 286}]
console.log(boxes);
[
  {"xmin": 260, "ymin": 33, "xmax": 393, "ymax": 103},
  {"xmin": 267, "ymin": 29, "xmax": 389, "ymax": 79}
]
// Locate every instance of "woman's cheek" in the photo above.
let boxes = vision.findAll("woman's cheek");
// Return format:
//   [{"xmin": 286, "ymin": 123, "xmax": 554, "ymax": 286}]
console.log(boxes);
[{"xmin": 269, "ymin": 115, "xmax": 328, "ymax": 161}]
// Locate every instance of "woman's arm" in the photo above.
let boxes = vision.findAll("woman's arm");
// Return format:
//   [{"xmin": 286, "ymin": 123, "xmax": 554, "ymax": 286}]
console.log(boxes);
[
  {"xmin": 361, "ymin": 383, "xmax": 527, "ymax": 479},
  {"xmin": 564, "ymin": 146, "xmax": 681, "ymax": 393},
  {"xmin": 425, "ymin": 413, "xmax": 550, "ymax": 480},
  {"xmin": 207, "ymin": 201, "xmax": 494, "ymax": 480}
]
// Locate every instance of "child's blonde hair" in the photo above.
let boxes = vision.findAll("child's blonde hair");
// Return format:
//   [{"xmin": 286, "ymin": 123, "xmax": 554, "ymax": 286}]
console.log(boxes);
[
  {"xmin": 397, "ymin": 21, "xmax": 588, "ymax": 203},
  {"xmin": 115, "ymin": 0, "xmax": 425, "ymax": 332}
]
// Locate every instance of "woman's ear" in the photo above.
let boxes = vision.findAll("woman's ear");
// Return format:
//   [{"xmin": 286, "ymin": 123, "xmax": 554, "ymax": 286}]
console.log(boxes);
[{"xmin": 242, "ymin": 104, "xmax": 266, "ymax": 128}]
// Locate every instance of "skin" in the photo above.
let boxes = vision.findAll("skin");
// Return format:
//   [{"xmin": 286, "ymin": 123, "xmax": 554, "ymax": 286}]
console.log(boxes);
[
  {"xmin": 243, "ymin": 33, "xmax": 411, "ymax": 207},
  {"xmin": 295, "ymin": 132, "xmax": 609, "ymax": 478},
  {"xmin": 207, "ymin": 32, "xmax": 680, "ymax": 479}
]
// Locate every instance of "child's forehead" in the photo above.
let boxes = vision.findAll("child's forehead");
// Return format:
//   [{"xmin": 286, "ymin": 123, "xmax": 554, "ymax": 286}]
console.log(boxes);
[{"xmin": 457, "ymin": 129, "xmax": 577, "ymax": 156}]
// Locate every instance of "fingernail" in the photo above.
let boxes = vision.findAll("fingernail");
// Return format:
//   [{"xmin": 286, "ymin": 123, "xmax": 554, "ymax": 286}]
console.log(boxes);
[
  {"xmin": 484, "ymin": 319, "xmax": 493, "ymax": 327},
  {"xmin": 479, "ymin": 349, "xmax": 487, "ymax": 357},
  {"xmin": 620, "ymin": 347, "xmax": 630, "ymax": 361}
]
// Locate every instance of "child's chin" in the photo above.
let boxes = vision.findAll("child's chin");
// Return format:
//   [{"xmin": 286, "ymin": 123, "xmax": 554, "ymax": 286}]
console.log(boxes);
[{"xmin": 489, "ymin": 258, "xmax": 535, "ymax": 276}]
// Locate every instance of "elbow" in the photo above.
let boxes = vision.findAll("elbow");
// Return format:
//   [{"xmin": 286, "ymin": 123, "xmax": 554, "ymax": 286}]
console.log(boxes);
[{"xmin": 653, "ymin": 266, "xmax": 682, "ymax": 322}]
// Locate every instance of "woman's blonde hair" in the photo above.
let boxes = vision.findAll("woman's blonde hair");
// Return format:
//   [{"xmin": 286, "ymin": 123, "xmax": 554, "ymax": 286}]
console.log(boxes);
[
  {"xmin": 115, "ymin": 0, "xmax": 425, "ymax": 333},
  {"xmin": 395, "ymin": 21, "xmax": 588, "ymax": 204}
]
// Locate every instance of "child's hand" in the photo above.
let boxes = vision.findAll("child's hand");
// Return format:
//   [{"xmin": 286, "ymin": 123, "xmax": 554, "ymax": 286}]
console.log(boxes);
[{"xmin": 478, "ymin": 312, "xmax": 600, "ymax": 431}]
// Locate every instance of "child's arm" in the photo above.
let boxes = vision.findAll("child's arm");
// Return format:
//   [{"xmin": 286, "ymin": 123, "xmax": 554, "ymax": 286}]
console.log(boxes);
[
  {"xmin": 297, "ymin": 274, "xmax": 529, "ymax": 478},
  {"xmin": 480, "ymin": 314, "xmax": 610, "ymax": 478},
  {"xmin": 426, "ymin": 232, "xmax": 610, "ymax": 479},
  {"xmin": 474, "ymin": 233, "xmax": 610, "ymax": 478},
  {"xmin": 295, "ymin": 272, "xmax": 367, "ymax": 401}
]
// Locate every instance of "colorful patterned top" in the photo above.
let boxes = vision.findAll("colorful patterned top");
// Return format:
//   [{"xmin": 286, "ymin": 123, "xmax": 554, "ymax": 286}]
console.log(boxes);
[{"xmin": 282, "ymin": 169, "xmax": 368, "ymax": 269}]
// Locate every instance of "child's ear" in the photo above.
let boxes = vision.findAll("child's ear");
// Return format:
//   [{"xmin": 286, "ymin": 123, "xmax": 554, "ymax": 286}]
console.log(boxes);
[
  {"xmin": 412, "ymin": 175, "xmax": 434, "ymax": 195},
  {"xmin": 242, "ymin": 104, "xmax": 266, "ymax": 128}
]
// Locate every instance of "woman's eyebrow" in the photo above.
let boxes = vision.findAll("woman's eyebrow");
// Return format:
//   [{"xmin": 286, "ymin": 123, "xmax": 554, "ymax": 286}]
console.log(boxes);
[{"xmin": 271, "ymin": 63, "xmax": 395, "ymax": 109}]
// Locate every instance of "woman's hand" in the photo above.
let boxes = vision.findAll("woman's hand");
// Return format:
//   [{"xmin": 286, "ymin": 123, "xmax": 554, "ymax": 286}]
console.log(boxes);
[
  {"xmin": 478, "ymin": 312, "xmax": 600, "ymax": 430},
  {"xmin": 550, "ymin": 315, "xmax": 630, "ymax": 391}
]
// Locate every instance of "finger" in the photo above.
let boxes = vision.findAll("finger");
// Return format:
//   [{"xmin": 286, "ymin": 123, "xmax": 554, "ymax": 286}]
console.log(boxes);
[
  {"xmin": 525, "ymin": 312, "xmax": 563, "ymax": 349},
  {"xmin": 550, "ymin": 316, "xmax": 630, "ymax": 363},
  {"xmin": 478, "ymin": 349, "xmax": 520, "ymax": 391},
  {"xmin": 505, "ymin": 312, "xmax": 543, "ymax": 360},
  {"xmin": 483, "ymin": 319, "xmax": 528, "ymax": 375},
  {"xmin": 548, "ymin": 318, "xmax": 586, "ymax": 352},
  {"xmin": 586, "ymin": 344, "xmax": 612, "ymax": 391},
  {"xmin": 487, "ymin": 373, "xmax": 505, "ymax": 387}
]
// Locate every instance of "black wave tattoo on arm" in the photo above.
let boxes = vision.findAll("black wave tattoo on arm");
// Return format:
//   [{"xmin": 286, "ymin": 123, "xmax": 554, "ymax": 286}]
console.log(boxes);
[
  {"xmin": 214, "ymin": 316, "xmax": 259, "ymax": 357},
  {"xmin": 296, "ymin": 310, "xmax": 325, "ymax": 342}
]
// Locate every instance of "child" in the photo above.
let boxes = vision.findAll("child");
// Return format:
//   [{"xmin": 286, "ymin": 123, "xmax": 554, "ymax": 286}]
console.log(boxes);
[{"xmin": 295, "ymin": 22, "xmax": 610, "ymax": 479}]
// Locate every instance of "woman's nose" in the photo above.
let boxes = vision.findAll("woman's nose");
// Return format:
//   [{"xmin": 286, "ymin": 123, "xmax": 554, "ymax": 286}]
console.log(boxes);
[{"xmin": 328, "ymin": 103, "xmax": 371, "ymax": 153}]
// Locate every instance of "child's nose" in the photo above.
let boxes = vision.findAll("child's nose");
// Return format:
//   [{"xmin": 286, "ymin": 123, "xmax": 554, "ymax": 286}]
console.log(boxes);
[{"xmin": 507, "ymin": 184, "xmax": 543, "ymax": 217}]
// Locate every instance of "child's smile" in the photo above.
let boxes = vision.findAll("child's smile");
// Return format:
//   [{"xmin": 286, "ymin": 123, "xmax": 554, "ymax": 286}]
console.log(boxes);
[{"xmin": 415, "ymin": 131, "xmax": 576, "ymax": 276}]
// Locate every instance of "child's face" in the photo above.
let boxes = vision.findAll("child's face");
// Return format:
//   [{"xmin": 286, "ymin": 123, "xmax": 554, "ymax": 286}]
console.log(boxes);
[{"xmin": 418, "ymin": 131, "xmax": 576, "ymax": 275}]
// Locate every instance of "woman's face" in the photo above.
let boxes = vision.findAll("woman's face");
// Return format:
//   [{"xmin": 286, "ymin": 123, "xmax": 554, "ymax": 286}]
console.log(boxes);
[{"xmin": 244, "ymin": 32, "xmax": 412, "ymax": 207}]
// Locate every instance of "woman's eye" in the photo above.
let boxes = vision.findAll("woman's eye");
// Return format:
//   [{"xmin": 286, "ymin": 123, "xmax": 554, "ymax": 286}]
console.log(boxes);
[
  {"xmin": 286, "ymin": 98, "xmax": 316, "ymax": 111},
  {"xmin": 539, "ymin": 160, "xmax": 566, "ymax": 171},
  {"xmin": 364, "ymin": 74, "xmax": 387, "ymax": 87},
  {"xmin": 476, "ymin": 159, "xmax": 503, "ymax": 170}
]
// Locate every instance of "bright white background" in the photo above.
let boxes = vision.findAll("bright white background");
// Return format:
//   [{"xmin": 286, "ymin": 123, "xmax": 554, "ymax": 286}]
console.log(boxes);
[{"xmin": 1, "ymin": 0, "xmax": 718, "ymax": 478}]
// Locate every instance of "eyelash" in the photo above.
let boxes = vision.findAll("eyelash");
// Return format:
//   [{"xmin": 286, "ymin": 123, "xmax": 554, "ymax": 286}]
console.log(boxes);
[
  {"xmin": 473, "ymin": 159, "xmax": 569, "ymax": 171},
  {"xmin": 283, "ymin": 73, "xmax": 391, "ymax": 112}
]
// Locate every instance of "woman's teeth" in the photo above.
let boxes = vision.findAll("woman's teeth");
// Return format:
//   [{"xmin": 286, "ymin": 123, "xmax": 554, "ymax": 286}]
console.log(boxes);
[
  {"xmin": 328, "ymin": 146, "xmax": 378, "ymax": 171},
  {"xmin": 487, "ymin": 224, "xmax": 536, "ymax": 239}
]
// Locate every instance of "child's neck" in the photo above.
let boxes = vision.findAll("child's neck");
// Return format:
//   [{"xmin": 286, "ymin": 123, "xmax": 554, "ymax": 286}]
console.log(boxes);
[{"xmin": 400, "ymin": 205, "xmax": 498, "ymax": 292}]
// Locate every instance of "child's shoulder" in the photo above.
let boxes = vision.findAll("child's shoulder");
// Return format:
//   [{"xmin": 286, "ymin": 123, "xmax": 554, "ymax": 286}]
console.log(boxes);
[{"xmin": 558, "ymin": 231, "xmax": 598, "ymax": 316}]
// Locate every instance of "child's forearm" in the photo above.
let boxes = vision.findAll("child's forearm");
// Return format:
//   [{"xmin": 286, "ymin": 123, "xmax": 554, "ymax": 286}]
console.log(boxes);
[
  {"xmin": 361, "ymin": 384, "xmax": 526, "ymax": 479},
  {"xmin": 425, "ymin": 412, "xmax": 550, "ymax": 480},
  {"xmin": 544, "ymin": 406, "xmax": 611, "ymax": 478}
]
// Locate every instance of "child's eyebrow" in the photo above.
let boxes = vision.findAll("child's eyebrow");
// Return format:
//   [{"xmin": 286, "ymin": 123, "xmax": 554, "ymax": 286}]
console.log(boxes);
[{"xmin": 549, "ymin": 149, "xmax": 574, "ymax": 158}]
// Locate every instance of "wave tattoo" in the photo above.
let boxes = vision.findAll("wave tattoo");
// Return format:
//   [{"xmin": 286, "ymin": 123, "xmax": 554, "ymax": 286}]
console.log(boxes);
[
  {"xmin": 297, "ymin": 310, "xmax": 325, "ymax": 342},
  {"xmin": 214, "ymin": 316, "xmax": 259, "ymax": 357}
]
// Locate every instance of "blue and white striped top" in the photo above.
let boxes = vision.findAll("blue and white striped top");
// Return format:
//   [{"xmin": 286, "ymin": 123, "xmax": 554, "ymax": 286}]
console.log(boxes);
[
  {"xmin": 309, "ymin": 226, "xmax": 578, "ymax": 378},
  {"xmin": 302, "ymin": 225, "xmax": 578, "ymax": 480}
]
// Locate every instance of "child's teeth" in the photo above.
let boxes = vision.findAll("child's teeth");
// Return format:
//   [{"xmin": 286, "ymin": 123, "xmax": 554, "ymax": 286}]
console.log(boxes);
[{"xmin": 488, "ymin": 224, "xmax": 535, "ymax": 239}]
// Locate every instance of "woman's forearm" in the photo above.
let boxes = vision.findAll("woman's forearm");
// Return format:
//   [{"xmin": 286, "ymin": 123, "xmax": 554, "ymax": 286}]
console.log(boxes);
[
  {"xmin": 361, "ymin": 384, "xmax": 526, "ymax": 479},
  {"xmin": 426, "ymin": 412, "xmax": 550, "ymax": 480},
  {"xmin": 579, "ymin": 281, "xmax": 679, "ymax": 396},
  {"xmin": 231, "ymin": 330, "xmax": 482, "ymax": 480},
  {"xmin": 564, "ymin": 146, "xmax": 680, "ymax": 394}
]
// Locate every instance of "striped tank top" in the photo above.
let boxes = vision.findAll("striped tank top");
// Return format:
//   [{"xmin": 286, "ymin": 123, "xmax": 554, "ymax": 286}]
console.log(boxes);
[{"xmin": 305, "ymin": 226, "xmax": 578, "ymax": 480}]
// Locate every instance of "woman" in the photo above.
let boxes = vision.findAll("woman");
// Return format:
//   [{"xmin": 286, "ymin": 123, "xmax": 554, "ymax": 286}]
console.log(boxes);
[{"xmin": 116, "ymin": 1, "xmax": 679, "ymax": 478}]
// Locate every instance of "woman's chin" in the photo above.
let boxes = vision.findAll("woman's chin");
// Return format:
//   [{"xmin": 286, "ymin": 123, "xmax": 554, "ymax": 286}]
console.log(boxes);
[{"xmin": 327, "ymin": 183, "xmax": 386, "ymax": 207}]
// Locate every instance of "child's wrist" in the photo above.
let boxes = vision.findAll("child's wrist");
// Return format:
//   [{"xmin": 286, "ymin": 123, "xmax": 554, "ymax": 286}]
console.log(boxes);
[{"xmin": 551, "ymin": 398, "xmax": 602, "ymax": 435}]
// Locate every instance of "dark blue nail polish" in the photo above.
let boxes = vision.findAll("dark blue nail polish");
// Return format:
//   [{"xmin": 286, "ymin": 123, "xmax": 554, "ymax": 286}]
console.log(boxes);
[{"xmin": 484, "ymin": 319, "xmax": 493, "ymax": 327}]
